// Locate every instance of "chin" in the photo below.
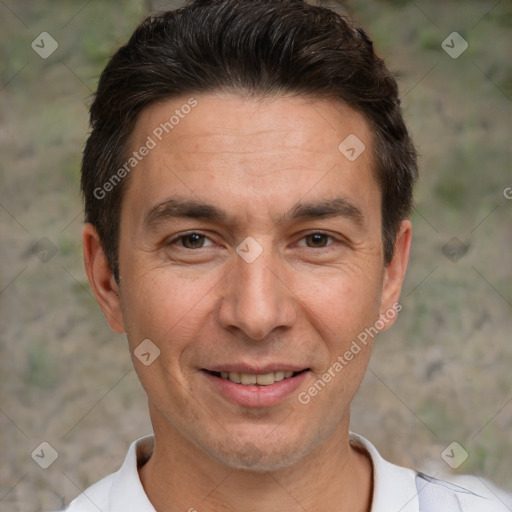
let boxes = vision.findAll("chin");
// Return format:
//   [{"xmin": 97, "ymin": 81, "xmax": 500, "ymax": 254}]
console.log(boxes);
[{"xmin": 204, "ymin": 433, "xmax": 314, "ymax": 473}]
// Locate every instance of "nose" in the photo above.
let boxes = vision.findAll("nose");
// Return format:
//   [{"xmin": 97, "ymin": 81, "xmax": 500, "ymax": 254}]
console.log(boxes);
[{"xmin": 217, "ymin": 242, "xmax": 297, "ymax": 341}]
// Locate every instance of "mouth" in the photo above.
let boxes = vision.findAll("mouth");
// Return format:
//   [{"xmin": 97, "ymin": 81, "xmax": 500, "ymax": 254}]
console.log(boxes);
[
  {"xmin": 203, "ymin": 369, "xmax": 309, "ymax": 386},
  {"xmin": 201, "ymin": 367, "xmax": 311, "ymax": 407}
]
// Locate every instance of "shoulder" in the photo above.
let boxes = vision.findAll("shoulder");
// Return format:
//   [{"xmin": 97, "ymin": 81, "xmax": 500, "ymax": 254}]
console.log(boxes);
[
  {"xmin": 41, "ymin": 472, "xmax": 115, "ymax": 512},
  {"xmin": 415, "ymin": 471, "xmax": 512, "ymax": 512},
  {"xmin": 46, "ymin": 435, "xmax": 155, "ymax": 512},
  {"xmin": 65, "ymin": 472, "xmax": 116, "ymax": 511},
  {"xmin": 349, "ymin": 432, "xmax": 512, "ymax": 512}
]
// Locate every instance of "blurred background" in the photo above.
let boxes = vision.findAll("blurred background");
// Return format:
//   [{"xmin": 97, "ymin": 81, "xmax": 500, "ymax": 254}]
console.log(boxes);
[{"xmin": 0, "ymin": 0, "xmax": 511, "ymax": 510}]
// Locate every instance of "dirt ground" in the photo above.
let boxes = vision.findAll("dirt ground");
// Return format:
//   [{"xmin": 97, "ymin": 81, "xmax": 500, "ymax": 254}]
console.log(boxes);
[{"xmin": 1, "ymin": 1, "xmax": 511, "ymax": 510}]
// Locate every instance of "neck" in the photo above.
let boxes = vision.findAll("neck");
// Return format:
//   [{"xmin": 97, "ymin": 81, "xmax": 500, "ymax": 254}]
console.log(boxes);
[{"xmin": 140, "ymin": 412, "xmax": 373, "ymax": 512}]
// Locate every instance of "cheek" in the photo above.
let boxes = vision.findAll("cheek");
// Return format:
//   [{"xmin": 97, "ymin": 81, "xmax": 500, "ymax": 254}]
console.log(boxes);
[
  {"xmin": 296, "ymin": 262, "xmax": 384, "ymax": 352},
  {"xmin": 120, "ymin": 271, "xmax": 220, "ymax": 407},
  {"xmin": 294, "ymin": 269, "xmax": 381, "ymax": 428},
  {"xmin": 120, "ymin": 268, "xmax": 218, "ymax": 354}
]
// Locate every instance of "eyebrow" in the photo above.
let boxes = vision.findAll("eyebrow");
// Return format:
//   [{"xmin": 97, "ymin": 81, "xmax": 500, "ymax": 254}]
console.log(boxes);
[{"xmin": 143, "ymin": 196, "xmax": 366, "ymax": 231}]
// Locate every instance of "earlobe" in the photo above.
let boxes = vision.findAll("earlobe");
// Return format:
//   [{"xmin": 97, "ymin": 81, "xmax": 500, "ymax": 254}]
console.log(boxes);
[
  {"xmin": 82, "ymin": 223, "xmax": 125, "ymax": 333},
  {"xmin": 379, "ymin": 220, "xmax": 412, "ymax": 329}
]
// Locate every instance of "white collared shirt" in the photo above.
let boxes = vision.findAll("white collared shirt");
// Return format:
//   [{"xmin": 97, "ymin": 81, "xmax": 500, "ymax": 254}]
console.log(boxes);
[{"xmin": 54, "ymin": 433, "xmax": 511, "ymax": 511}]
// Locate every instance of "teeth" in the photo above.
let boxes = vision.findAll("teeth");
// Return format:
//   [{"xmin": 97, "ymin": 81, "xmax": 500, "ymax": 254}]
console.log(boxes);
[
  {"xmin": 228, "ymin": 372, "xmax": 241, "ymax": 383},
  {"xmin": 256, "ymin": 373, "xmax": 275, "ymax": 385},
  {"xmin": 274, "ymin": 371, "xmax": 285, "ymax": 382},
  {"xmin": 219, "ymin": 370, "xmax": 299, "ymax": 386},
  {"xmin": 241, "ymin": 373, "xmax": 257, "ymax": 385}
]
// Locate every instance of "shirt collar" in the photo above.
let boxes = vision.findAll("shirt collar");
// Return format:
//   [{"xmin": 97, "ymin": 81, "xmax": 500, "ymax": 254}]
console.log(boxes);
[
  {"xmin": 109, "ymin": 433, "xmax": 420, "ymax": 512},
  {"xmin": 349, "ymin": 432, "xmax": 420, "ymax": 512},
  {"xmin": 109, "ymin": 435, "xmax": 156, "ymax": 511}
]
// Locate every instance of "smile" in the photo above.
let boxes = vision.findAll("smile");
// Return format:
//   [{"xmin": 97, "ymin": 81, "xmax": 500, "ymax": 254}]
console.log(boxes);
[
  {"xmin": 207, "ymin": 370, "xmax": 304, "ymax": 386},
  {"xmin": 202, "ymin": 368, "xmax": 310, "ymax": 407}
]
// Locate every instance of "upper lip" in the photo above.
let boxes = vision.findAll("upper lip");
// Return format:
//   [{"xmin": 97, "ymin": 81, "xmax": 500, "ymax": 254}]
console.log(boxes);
[{"xmin": 204, "ymin": 364, "xmax": 309, "ymax": 374}]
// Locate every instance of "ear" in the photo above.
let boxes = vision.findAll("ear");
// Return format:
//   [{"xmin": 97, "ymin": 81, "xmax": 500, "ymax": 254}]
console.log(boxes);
[
  {"xmin": 82, "ymin": 223, "xmax": 125, "ymax": 333},
  {"xmin": 378, "ymin": 219, "xmax": 412, "ymax": 331}
]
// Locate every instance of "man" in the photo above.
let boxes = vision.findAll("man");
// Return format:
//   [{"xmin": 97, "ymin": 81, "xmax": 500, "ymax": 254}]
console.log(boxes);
[{"xmin": 61, "ymin": 0, "xmax": 510, "ymax": 510}]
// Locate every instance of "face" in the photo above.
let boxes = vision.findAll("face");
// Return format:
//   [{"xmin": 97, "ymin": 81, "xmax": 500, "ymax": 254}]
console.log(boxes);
[{"xmin": 84, "ymin": 92, "xmax": 411, "ymax": 471}]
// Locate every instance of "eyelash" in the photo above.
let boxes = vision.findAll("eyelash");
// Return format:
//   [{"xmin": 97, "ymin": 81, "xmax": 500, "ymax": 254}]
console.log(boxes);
[{"xmin": 167, "ymin": 231, "xmax": 340, "ymax": 250}]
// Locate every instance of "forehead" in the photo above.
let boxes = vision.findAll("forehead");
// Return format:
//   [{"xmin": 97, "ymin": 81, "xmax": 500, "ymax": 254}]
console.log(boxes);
[
  {"xmin": 123, "ymin": 93, "xmax": 378, "ymax": 224},
  {"xmin": 134, "ymin": 93, "xmax": 372, "ymax": 157}
]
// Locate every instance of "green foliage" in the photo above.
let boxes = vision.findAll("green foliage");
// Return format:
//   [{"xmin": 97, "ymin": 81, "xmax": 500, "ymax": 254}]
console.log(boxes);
[
  {"xmin": 418, "ymin": 398, "xmax": 456, "ymax": 437},
  {"xmin": 418, "ymin": 27, "xmax": 440, "ymax": 52},
  {"xmin": 435, "ymin": 169, "xmax": 469, "ymax": 210},
  {"xmin": 26, "ymin": 342, "xmax": 58, "ymax": 389}
]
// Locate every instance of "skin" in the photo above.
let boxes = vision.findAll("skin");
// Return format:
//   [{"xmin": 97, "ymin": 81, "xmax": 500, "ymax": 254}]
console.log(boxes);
[{"xmin": 83, "ymin": 93, "xmax": 412, "ymax": 512}]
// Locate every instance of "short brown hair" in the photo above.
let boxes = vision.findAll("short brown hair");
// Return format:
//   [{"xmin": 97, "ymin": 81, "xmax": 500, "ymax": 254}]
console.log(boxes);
[{"xmin": 81, "ymin": 0, "xmax": 418, "ymax": 280}]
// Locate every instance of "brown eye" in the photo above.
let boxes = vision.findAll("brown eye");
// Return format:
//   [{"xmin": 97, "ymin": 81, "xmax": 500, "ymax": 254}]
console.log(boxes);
[
  {"xmin": 304, "ymin": 233, "xmax": 332, "ymax": 248},
  {"xmin": 180, "ymin": 233, "xmax": 207, "ymax": 249}
]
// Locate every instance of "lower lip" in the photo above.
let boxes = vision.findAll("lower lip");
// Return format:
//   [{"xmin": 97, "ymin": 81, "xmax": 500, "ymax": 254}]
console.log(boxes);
[{"xmin": 202, "ymin": 370, "xmax": 310, "ymax": 408}]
